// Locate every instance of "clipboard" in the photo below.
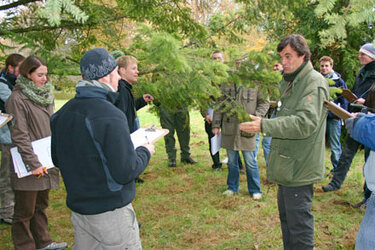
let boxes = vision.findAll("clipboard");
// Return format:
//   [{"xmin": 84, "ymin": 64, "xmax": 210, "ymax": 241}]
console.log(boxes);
[
  {"xmin": 0, "ymin": 113, "xmax": 12, "ymax": 128},
  {"xmin": 341, "ymin": 89, "xmax": 358, "ymax": 103},
  {"xmin": 130, "ymin": 127, "xmax": 169, "ymax": 149},
  {"xmin": 324, "ymin": 100, "xmax": 354, "ymax": 120}
]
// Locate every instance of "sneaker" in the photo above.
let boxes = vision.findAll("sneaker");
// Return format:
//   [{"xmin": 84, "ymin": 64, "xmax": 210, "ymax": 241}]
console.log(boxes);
[
  {"xmin": 221, "ymin": 157, "xmax": 228, "ymax": 164},
  {"xmin": 253, "ymin": 193, "xmax": 262, "ymax": 200},
  {"xmin": 36, "ymin": 242, "xmax": 68, "ymax": 250},
  {"xmin": 223, "ymin": 190, "xmax": 234, "ymax": 196}
]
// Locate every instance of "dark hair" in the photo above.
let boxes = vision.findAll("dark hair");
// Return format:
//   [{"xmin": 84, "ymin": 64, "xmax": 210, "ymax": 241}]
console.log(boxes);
[
  {"xmin": 19, "ymin": 55, "xmax": 47, "ymax": 78},
  {"xmin": 5, "ymin": 54, "xmax": 25, "ymax": 71},
  {"xmin": 277, "ymin": 34, "xmax": 311, "ymax": 62}
]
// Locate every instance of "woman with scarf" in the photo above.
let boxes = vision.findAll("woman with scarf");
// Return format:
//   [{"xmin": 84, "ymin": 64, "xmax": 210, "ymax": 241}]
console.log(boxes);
[{"xmin": 5, "ymin": 56, "xmax": 67, "ymax": 250}]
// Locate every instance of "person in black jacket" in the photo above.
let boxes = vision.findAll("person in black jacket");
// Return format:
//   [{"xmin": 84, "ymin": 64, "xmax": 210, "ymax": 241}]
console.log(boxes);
[
  {"xmin": 323, "ymin": 43, "xmax": 375, "ymax": 194},
  {"xmin": 51, "ymin": 48, "xmax": 155, "ymax": 249},
  {"xmin": 114, "ymin": 55, "xmax": 154, "ymax": 133},
  {"xmin": 115, "ymin": 55, "xmax": 154, "ymax": 183},
  {"xmin": 0, "ymin": 53, "xmax": 24, "ymax": 225}
]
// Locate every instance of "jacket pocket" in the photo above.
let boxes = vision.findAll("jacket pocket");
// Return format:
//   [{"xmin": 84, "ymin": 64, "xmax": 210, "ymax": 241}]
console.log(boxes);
[
  {"xmin": 241, "ymin": 89, "xmax": 257, "ymax": 114},
  {"xmin": 269, "ymin": 153, "xmax": 296, "ymax": 184},
  {"xmin": 221, "ymin": 118, "xmax": 237, "ymax": 136}
]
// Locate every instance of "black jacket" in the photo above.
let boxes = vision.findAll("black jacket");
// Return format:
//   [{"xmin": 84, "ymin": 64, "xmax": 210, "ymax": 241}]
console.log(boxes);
[
  {"xmin": 0, "ymin": 72, "xmax": 17, "ymax": 112},
  {"xmin": 51, "ymin": 85, "xmax": 150, "ymax": 215},
  {"xmin": 115, "ymin": 79, "xmax": 147, "ymax": 133}
]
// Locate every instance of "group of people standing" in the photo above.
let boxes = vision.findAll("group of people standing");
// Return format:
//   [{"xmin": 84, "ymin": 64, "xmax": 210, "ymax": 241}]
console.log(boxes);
[
  {"xmin": 0, "ymin": 35, "xmax": 374, "ymax": 249},
  {"xmin": 0, "ymin": 54, "xmax": 67, "ymax": 249}
]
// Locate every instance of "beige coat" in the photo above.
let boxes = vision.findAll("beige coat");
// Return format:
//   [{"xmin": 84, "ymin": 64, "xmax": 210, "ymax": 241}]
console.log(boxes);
[
  {"xmin": 5, "ymin": 85, "xmax": 59, "ymax": 191},
  {"xmin": 213, "ymin": 83, "xmax": 269, "ymax": 151}
]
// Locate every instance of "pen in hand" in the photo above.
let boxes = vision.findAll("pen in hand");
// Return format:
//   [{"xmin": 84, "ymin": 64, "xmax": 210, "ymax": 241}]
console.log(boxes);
[{"xmin": 37, "ymin": 167, "xmax": 48, "ymax": 179}]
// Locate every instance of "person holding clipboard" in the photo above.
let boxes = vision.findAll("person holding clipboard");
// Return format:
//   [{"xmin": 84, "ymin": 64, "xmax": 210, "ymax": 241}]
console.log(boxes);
[
  {"xmin": 5, "ymin": 56, "xmax": 67, "ymax": 249},
  {"xmin": 322, "ymin": 43, "xmax": 375, "ymax": 196}
]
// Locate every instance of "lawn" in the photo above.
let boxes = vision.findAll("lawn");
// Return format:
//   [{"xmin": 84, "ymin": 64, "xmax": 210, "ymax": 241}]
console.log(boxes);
[{"xmin": 0, "ymin": 98, "xmax": 366, "ymax": 249}]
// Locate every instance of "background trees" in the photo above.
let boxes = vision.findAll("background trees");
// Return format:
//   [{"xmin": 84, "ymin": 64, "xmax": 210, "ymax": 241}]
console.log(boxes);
[{"xmin": 0, "ymin": 0, "xmax": 374, "ymax": 106}]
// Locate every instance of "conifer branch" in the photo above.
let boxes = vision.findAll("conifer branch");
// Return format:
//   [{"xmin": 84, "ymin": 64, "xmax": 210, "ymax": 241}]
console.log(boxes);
[
  {"xmin": 0, "ymin": 14, "xmax": 131, "ymax": 36},
  {"xmin": 0, "ymin": 0, "xmax": 41, "ymax": 10}
]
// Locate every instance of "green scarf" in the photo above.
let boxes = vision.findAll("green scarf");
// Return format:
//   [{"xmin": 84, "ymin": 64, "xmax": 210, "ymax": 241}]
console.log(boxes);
[
  {"xmin": 16, "ymin": 75, "xmax": 54, "ymax": 106},
  {"xmin": 283, "ymin": 61, "xmax": 307, "ymax": 82}
]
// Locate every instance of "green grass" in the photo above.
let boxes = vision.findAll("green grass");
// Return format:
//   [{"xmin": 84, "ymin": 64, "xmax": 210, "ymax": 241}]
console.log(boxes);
[{"xmin": 0, "ymin": 100, "xmax": 366, "ymax": 249}]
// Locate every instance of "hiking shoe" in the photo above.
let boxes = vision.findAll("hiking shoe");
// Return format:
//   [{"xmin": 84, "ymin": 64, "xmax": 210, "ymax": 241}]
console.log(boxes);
[
  {"xmin": 181, "ymin": 157, "xmax": 198, "ymax": 164},
  {"xmin": 223, "ymin": 190, "xmax": 235, "ymax": 196},
  {"xmin": 253, "ymin": 193, "xmax": 262, "ymax": 200},
  {"xmin": 168, "ymin": 161, "xmax": 176, "ymax": 167},
  {"xmin": 135, "ymin": 177, "xmax": 144, "ymax": 183},
  {"xmin": 0, "ymin": 218, "xmax": 12, "ymax": 225},
  {"xmin": 322, "ymin": 184, "xmax": 339, "ymax": 192},
  {"xmin": 36, "ymin": 242, "xmax": 68, "ymax": 250},
  {"xmin": 212, "ymin": 163, "xmax": 222, "ymax": 169},
  {"xmin": 360, "ymin": 203, "xmax": 367, "ymax": 212},
  {"xmin": 352, "ymin": 200, "xmax": 365, "ymax": 209}
]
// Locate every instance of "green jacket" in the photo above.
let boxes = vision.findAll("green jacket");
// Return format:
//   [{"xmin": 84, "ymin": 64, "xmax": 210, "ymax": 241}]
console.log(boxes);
[{"xmin": 261, "ymin": 62, "xmax": 329, "ymax": 187}]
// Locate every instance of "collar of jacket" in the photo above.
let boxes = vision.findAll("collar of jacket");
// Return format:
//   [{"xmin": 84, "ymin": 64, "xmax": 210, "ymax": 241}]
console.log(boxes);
[
  {"xmin": 364, "ymin": 60, "xmax": 375, "ymax": 72},
  {"xmin": 292, "ymin": 61, "xmax": 313, "ymax": 83},
  {"xmin": 75, "ymin": 86, "xmax": 119, "ymax": 104},
  {"xmin": 282, "ymin": 61, "xmax": 314, "ymax": 86},
  {"xmin": 119, "ymin": 79, "xmax": 132, "ymax": 90},
  {"xmin": 3, "ymin": 73, "xmax": 17, "ymax": 86}
]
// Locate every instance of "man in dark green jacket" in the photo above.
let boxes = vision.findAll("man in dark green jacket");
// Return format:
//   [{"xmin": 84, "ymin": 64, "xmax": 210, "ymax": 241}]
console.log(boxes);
[{"xmin": 240, "ymin": 34, "xmax": 329, "ymax": 249}]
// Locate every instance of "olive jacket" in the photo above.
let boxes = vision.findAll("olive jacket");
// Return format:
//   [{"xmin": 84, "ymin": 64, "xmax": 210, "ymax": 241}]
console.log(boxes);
[
  {"xmin": 212, "ymin": 83, "xmax": 269, "ymax": 151},
  {"xmin": 5, "ymin": 85, "xmax": 59, "ymax": 191},
  {"xmin": 261, "ymin": 62, "xmax": 329, "ymax": 187}
]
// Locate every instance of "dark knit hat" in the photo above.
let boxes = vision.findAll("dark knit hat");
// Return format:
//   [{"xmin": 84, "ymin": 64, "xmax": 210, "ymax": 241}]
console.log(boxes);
[
  {"xmin": 80, "ymin": 48, "xmax": 117, "ymax": 80},
  {"xmin": 359, "ymin": 43, "xmax": 375, "ymax": 59}
]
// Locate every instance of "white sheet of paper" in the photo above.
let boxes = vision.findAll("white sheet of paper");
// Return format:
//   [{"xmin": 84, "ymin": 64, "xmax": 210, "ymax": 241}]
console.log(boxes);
[
  {"xmin": 207, "ymin": 108, "xmax": 214, "ymax": 120},
  {"xmin": 11, "ymin": 136, "xmax": 54, "ymax": 178},
  {"xmin": 210, "ymin": 132, "xmax": 222, "ymax": 155},
  {"xmin": 130, "ymin": 128, "xmax": 166, "ymax": 149},
  {"xmin": 0, "ymin": 115, "xmax": 7, "ymax": 125}
]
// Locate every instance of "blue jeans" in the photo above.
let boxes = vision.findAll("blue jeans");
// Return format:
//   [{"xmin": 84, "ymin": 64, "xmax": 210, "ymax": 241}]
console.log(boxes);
[
  {"xmin": 262, "ymin": 113, "xmax": 274, "ymax": 166},
  {"xmin": 326, "ymin": 118, "xmax": 342, "ymax": 170},
  {"xmin": 226, "ymin": 134, "xmax": 261, "ymax": 195},
  {"xmin": 262, "ymin": 136, "xmax": 271, "ymax": 166},
  {"xmin": 356, "ymin": 193, "xmax": 375, "ymax": 249}
]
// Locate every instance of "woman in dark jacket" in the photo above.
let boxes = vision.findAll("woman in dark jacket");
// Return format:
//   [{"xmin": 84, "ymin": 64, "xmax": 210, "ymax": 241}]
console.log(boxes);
[{"xmin": 5, "ymin": 56, "xmax": 66, "ymax": 250}]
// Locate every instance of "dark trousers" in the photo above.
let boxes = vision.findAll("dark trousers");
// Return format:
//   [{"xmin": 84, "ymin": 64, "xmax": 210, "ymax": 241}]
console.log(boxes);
[
  {"xmin": 204, "ymin": 120, "xmax": 221, "ymax": 168},
  {"xmin": 159, "ymin": 107, "xmax": 191, "ymax": 161},
  {"xmin": 330, "ymin": 134, "xmax": 361, "ymax": 188},
  {"xmin": 277, "ymin": 184, "xmax": 314, "ymax": 250},
  {"xmin": 12, "ymin": 190, "xmax": 52, "ymax": 250}
]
